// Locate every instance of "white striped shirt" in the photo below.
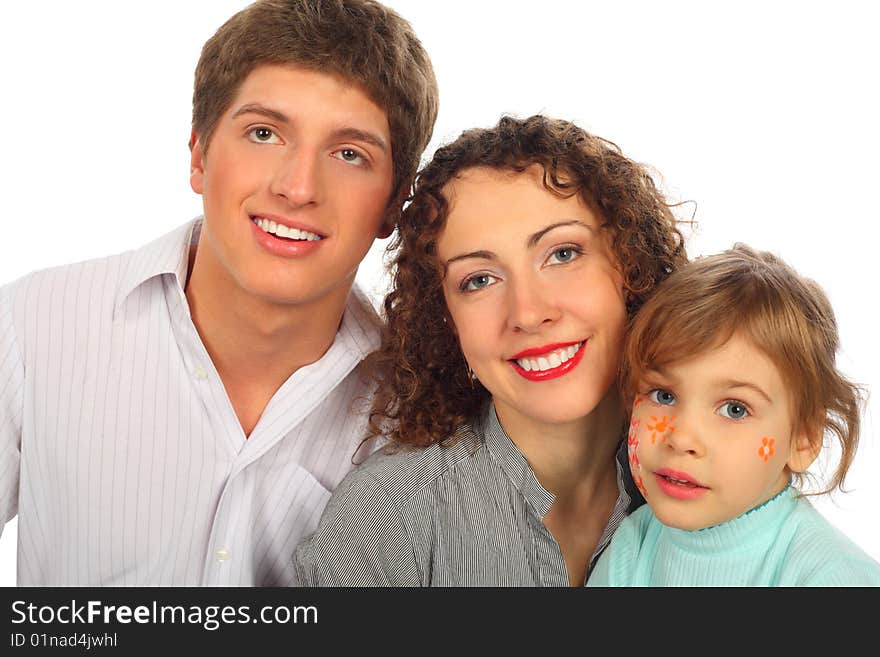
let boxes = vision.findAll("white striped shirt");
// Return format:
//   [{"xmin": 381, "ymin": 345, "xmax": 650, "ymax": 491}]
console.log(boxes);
[
  {"xmin": 0, "ymin": 218, "xmax": 381, "ymax": 586},
  {"xmin": 295, "ymin": 402, "xmax": 643, "ymax": 586}
]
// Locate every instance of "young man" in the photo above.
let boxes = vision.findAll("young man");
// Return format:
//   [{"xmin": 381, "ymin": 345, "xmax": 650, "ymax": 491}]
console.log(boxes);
[{"xmin": 0, "ymin": 0, "xmax": 438, "ymax": 586}]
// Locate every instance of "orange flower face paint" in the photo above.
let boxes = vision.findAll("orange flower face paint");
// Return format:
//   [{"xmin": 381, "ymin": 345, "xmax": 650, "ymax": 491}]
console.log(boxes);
[
  {"xmin": 758, "ymin": 437, "xmax": 775, "ymax": 462},
  {"xmin": 627, "ymin": 418, "xmax": 647, "ymax": 498},
  {"xmin": 647, "ymin": 415, "xmax": 676, "ymax": 444}
]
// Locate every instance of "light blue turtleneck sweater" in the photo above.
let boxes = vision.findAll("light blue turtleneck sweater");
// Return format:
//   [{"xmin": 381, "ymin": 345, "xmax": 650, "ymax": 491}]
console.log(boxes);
[{"xmin": 587, "ymin": 486, "xmax": 880, "ymax": 586}]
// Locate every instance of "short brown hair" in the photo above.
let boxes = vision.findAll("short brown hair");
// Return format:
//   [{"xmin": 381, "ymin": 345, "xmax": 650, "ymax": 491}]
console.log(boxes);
[
  {"xmin": 621, "ymin": 243, "xmax": 864, "ymax": 494},
  {"xmin": 192, "ymin": 0, "xmax": 439, "ymax": 200},
  {"xmin": 367, "ymin": 114, "xmax": 688, "ymax": 449}
]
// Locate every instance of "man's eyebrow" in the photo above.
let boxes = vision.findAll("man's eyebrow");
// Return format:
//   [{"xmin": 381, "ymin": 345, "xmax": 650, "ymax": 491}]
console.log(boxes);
[
  {"xmin": 329, "ymin": 127, "xmax": 388, "ymax": 153},
  {"xmin": 231, "ymin": 103, "xmax": 289, "ymax": 123},
  {"xmin": 527, "ymin": 220, "xmax": 594, "ymax": 248}
]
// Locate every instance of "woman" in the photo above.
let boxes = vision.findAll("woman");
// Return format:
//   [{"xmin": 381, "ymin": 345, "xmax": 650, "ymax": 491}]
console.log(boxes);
[{"xmin": 295, "ymin": 115, "xmax": 687, "ymax": 586}]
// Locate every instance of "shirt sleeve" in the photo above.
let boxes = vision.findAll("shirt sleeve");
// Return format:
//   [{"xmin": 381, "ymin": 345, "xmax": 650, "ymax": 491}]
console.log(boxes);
[
  {"xmin": 0, "ymin": 282, "xmax": 24, "ymax": 538},
  {"xmin": 294, "ymin": 467, "xmax": 421, "ymax": 586}
]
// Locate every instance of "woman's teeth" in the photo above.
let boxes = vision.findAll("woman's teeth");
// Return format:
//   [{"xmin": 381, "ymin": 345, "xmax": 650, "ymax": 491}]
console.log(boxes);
[
  {"xmin": 515, "ymin": 342, "xmax": 584, "ymax": 372},
  {"xmin": 253, "ymin": 217, "xmax": 323, "ymax": 241}
]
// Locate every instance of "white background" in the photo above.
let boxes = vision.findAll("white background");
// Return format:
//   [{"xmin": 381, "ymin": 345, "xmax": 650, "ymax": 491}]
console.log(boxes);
[{"xmin": 1, "ymin": 1, "xmax": 878, "ymax": 584}]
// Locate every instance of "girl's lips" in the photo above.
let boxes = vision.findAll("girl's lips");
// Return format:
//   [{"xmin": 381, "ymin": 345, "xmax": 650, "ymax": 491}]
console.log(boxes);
[
  {"xmin": 654, "ymin": 470, "xmax": 709, "ymax": 501},
  {"xmin": 657, "ymin": 469, "xmax": 706, "ymax": 487}
]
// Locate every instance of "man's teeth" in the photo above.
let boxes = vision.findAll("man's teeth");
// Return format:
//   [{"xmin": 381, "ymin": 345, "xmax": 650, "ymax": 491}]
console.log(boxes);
[
  {"xmin": 515, "ymin": 342, "xmax": 583, "ymax": 372},
  {"xmin": 253, "ymin": 217, "xmax": 322, "ymax": 241}
]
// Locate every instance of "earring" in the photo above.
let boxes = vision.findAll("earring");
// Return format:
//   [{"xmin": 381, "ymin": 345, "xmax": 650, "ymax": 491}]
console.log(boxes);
[{"xmin": 466, "ymin": 363, "xmax": 477, "ymax": 388}]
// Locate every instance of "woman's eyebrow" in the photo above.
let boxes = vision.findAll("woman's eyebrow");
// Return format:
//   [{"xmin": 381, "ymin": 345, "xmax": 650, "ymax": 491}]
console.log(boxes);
[
  {"xmin": 445, "ymin": 250, "xmax": 496, "ymax": 266},
  {"xmin": 526, "ymin": 220, "xmax": 594, "ymax": 248},
  {"xmin": 445, "ymin": 220, "xmax": 595, "ymax": 266}
]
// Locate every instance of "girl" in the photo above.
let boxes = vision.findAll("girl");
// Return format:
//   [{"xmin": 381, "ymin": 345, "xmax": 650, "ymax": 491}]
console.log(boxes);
[
  {"xmin": 588, "ymin": 244, "xmax": 880, "ymax": 586},
  {"xmin": 295, "ymin": 114, "xmax": 686, "ymax": 586}
]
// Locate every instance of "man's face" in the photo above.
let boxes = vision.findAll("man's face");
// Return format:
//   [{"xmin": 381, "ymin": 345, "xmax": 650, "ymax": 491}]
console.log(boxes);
[{"xmin": 189, "ymin": 64, "xmax": 395, "ymax": 309}]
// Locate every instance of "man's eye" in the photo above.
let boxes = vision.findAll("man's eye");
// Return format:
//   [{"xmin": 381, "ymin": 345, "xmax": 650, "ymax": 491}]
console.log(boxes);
[
  {"xmin": 718, "ymin": 401, "xmax": 749, "ymax": 420},
  {"xmin": 247, "ymin": 127, "xmax": 281, "ymax": 144},
  {"xmin": 333, "ymin": 148, "xmax": 366, "ymax": 165},
  {"xmin": 648, "ymin": 389, "xmax": 676, "ymax": 406}
]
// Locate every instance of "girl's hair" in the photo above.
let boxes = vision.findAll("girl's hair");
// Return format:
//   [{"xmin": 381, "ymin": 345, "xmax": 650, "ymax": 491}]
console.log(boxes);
[
  {"xmin": 366, "ymin": 114, "xmax": 688, "ymax": 449},
  {"xmin": 621, "ymin": 243, "xmax": 864, "ymax": 494}
]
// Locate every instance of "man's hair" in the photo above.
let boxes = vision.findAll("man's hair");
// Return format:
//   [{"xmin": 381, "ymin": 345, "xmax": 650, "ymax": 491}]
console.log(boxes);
[
  {"xmin": 192, "ymin": 0, "xmax": 438, "ymax": 200},
  {"xmin": 621, "ymin": 243, "xmax": 864, "ymax": 494},
  {"xmin": 366, "ymin": 114, "xmax": 688, "ymax": 449}
]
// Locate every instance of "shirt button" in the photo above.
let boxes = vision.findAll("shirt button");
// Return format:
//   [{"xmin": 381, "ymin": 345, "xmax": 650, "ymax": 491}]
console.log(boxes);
[
  {"xmin": 194, "ymin": 365, "xmax": 209, "ymax": 380},
  {"xmin": 215, "ymin": 548, "xmax": 231, "ymax": 563}
]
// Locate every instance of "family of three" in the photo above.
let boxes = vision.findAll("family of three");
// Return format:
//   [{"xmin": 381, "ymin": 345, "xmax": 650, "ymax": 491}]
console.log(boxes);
[{"xmin": 1, "ymin": 0, "xmax": 877, "ymax": 587}]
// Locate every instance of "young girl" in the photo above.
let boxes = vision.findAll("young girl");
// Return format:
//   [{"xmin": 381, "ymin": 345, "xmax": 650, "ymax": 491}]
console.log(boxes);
[{"xmin": 588, "ymin": 244, "xmax": 880, "ymax": 586}]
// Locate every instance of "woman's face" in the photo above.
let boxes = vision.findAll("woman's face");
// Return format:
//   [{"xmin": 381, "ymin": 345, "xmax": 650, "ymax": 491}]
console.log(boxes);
[{"xmin": 436, "ymin": 165, "xmax": 627, "ymax": 430}]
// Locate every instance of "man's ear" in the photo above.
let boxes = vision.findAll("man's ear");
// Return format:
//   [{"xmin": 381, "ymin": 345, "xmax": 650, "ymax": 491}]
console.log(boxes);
[
  {"xmin": 787, "ymin": 425, "xmax": 823, "ymax": 474},
  {"xmin": 189, "ymin": 131, "xmax": 205, "ymax": 195},
  {"xmin": 378, "ymin": 181, "xmax": 411, "ymax": 239},
  {"xmin": 377, "ymin": 215, "xmax": 395, "ymax": 240}
]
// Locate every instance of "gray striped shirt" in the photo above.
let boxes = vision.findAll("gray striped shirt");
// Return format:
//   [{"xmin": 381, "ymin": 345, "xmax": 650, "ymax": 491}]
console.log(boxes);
[
  {"xmin": 0, "ymin": 218, "xmax": 381, "ymax": 586},
  {"xmin": 295, "ymin": 403, "xmax": 644, "ymax": 586}
]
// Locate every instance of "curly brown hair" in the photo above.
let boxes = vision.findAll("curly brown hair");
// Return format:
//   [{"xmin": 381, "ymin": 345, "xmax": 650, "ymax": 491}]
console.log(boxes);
[{"xmin": 367, "ymin": 115, "xmax": 688, "ymax": 449}]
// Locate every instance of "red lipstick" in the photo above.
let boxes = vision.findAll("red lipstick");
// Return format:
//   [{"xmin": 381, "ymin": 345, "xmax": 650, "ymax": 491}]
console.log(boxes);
[{"xmin": 509, "ymin": 340, "xmax": 586, "ymax": 382}]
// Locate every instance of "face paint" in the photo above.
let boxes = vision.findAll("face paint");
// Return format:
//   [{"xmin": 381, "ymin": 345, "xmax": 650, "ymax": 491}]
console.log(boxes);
[
  {"xmin": 627, "ymin": 418, "xmax": 648, "ymax": 499},
  {"xmin": 647, "ymin": 415, "xmax": 676, "ymax": 444},
  {"xmin": 758, "ymin": 436, "xmax": 775, "ymax": 462}
]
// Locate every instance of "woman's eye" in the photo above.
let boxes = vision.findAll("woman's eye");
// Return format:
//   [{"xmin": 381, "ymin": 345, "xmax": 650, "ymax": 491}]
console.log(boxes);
[
  {"xmin": 718, "ymin": 401, "xmax": 750, "ymax": 420},
  {"xmin": 461, "ymin": 273, "xmax": 498, "ymax": 292},
  {"xmin": 546, "ymin": 246, "xmax": 581, "ymax": 265},
  {"xmin": 333, "ymin": 148, "xmax": 366, "ymax": 166},
  {"xmin": 247, "ymin": 127, "xmax": 281, "ymax": 144},
  {"xmin": 648, "ymin": 388, "xmax": 676, "ymax": 406}
]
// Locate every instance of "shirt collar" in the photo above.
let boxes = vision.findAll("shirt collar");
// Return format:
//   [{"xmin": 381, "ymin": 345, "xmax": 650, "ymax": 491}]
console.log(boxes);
[
  {"xmin": 114, "ymin": 217, "xmax": 200, "ymax": 317},
  {"xmin": 337, "ymin": 282, "xmax": 382, "ymax": 359},
  {"xmin": 113, "ymin": 216, "xmax": 382, "ymax": 355},
  {"xmin": 480, "ymin": 401, "xmax": 646, "ymax": 521},
  {"xmin": 480, "ymin": 402, "xmax": 557, "ymax": 518}
]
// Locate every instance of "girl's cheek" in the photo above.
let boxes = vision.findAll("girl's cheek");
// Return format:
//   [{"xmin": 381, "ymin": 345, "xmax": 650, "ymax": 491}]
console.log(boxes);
[{"xmin": 627, "ymin": 416, "xmax": 648, "ymax": 499}]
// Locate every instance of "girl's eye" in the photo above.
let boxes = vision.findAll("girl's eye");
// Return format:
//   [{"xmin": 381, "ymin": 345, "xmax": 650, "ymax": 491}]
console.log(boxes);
[
  {"xmin": 247, "ymin": 127, "xmax": 281, "ymax": 144},
  {"xmin": 461, "ymin": 273, "xmax": 499, "ymax": 292},
  {"xmin": 648, "ymin": 388, "xmax": 676, "ymax": 406},
  {"xmin": 717, "ymin": 401, "xmax": 750, "ymax": 420},
  {"xmin": 546, "ymin": 246, "xmax": 582, "ymax": 266},
  {"xmin": 333, "ymin": 148, "xmax": 366, "ymax": 166}
]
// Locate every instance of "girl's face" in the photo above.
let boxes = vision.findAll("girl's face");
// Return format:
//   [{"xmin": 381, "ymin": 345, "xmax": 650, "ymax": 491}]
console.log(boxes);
[
  {"xmin": 435, "ymin": 165, "xmax": 627, "ymax": 433},
  {"xmin": 627, "ymin": 333, "xmax": 816, "ymax": 530}
]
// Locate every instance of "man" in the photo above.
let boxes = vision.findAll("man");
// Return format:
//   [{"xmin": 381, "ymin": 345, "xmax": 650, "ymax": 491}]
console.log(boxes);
[{"xmin": 0, "ymin": 0, "xmax": 438, "ymax": 585}]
